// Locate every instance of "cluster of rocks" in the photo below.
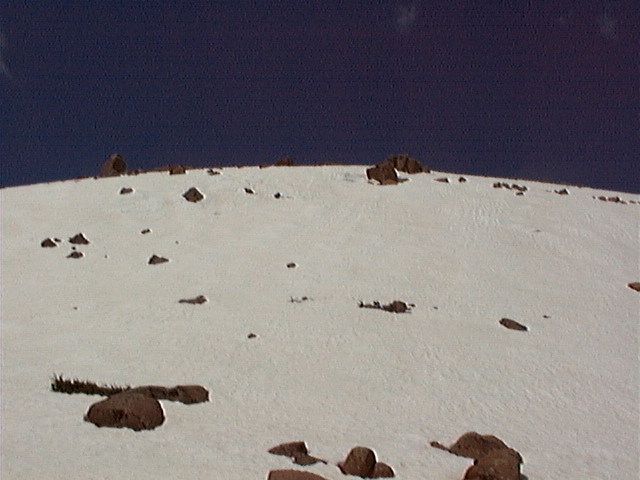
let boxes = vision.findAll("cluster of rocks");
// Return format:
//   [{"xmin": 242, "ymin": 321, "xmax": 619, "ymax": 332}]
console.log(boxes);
[
  {"xmin": 41, "ymin": 232, "xmax": 91, "ymax": 259},
  {"xmin": 268, "ymin": 442, "xmax": 394, "ymax": 479},
  {"xmin": 366, "ymin": 154, "xmax": 428, "ymax": 185},
  {"xmin": 493, "ymin": 182, "xmax": 528, "ymax": 195},
  {"xmin": 52, "ymin": 375, "xmax": 208, "ymax": 431},
  {"xmin": 358, "ymin": 300, "xmax": 413, "ymax": 313},
  {"xmin": 593, "ymin": 195, "xmax": 637, "ymax": 205},
  {"xmin": 431, "ymin": 432, "xmax": 524, "ymax": 480}
]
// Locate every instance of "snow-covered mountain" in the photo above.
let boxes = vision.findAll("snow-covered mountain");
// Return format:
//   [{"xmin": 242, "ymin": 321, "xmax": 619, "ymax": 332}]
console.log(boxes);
[{"xmin": 1, "ymin": 165, "xmax": 638, "ymax": 479}]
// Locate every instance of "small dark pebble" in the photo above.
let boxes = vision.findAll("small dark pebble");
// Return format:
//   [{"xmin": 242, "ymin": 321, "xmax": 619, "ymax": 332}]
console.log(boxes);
[{"xmin": 499, "ymin": 318, "xmax": 528, "ymax": 331}]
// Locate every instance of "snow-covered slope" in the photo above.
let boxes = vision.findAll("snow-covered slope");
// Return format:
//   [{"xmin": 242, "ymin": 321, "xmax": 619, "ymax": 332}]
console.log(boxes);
[{"xmin": 1, "ymin": 166, "xmax": 638, "ymax": 479}]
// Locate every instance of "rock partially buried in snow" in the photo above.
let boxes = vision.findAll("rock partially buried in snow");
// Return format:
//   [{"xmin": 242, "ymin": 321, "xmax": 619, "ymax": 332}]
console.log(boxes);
[
  {"xmin": 268, "ymin": 441, "xmax": 327, "ymax": 466},
  {"xmin": 431, "ymin": 432, "xmax": 522, "ymax": 463},
  {"xmin": 148, "ymin": 255, "xmax": 169, "ymax": 265},
  {"xmin": 41, "ymin": 238, "xmax": 57, "ymax": 248},
  {"xmin": 338, "ymin": 446, "xmax": 394, "ymax": 478},
  {"xmin": 178, "ymin": 295, "xmax": 208, "ymax": 305},
  {"xmin": 463, "ymin": 448, "xmax": 522, "ymax": 480},
  {"xmin": 84, "ymin": 392, "xmax": 164, "ymax": 431},
  {"xmin": 499, "ymin": 318, "xmax": 528, "ymax": 331},
  {"xmin": 339, "ymin": 446, "xmax": 376, "ymax": 477},
  {"xmin": 267, "ymin": 471, "xmax": 329, "ymax": 480},
  {"xmin": 384, "ymin": 154, "xmax": 427, "ymax": 173},
  {"xmin": 182, "ymin": 187, "xmax": 204, "ymax": 203},
  {"xmin": 366, "ymin": 163, "xmax": 401, "ymax": 185},
  {"xmin": 128, "ymin": 385, "xmax": 209, "ymax": 404},
  {"xmin": 99, "ymin": 153, "xmax": 127, "ymax": 177},
  {"xmin": 119, "ymin": 187, "xmax": 134, "ymax": 194},
  {"xmin": 66, "ymin": 251, "xmax": 84, "ymax": 259},
  {"xmin": 627, "ymin": 282, "xmax": 640, "ymax": 292},
  {"xmin": 69, "ymin": 233, "xmax": 90, "ymax": 245}
]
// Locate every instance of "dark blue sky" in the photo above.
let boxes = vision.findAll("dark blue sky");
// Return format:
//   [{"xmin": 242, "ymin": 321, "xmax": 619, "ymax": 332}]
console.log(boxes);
[{"xmin": 1, "ymin": 1, "xmax": 638, "ymax": 192}]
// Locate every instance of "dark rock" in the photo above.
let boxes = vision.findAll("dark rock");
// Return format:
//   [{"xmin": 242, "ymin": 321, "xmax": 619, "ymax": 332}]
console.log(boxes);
[
  {"xmin": 434, "ymin": 177, "xmax": 450, "ymax": 183},
  {"xmin": 100, "ymin": 153, "xmax": 127, "ymax": 177},
  {"xmin": 269, "ymin": 441, "xmax": 309, "ymax": 457},
  {"xmin": 207, "ymin": 169, "xmax": 221, "ymax": 175},
  {"xmin": 244, "ymin": 187, "xmax": 255, "ymax": 194},
  {"xmin": 274, "ymin": 192, "xmax": 282, "ymax": 199},
  {"xmin": 459, "ymin": 177, "xmax": 468, "ymax": 183},
  {"xmin": 69, "ymin": 233, "xmax": 90, "ymax": 245},
  {"xmin": 168, "ymin": 165, "xmax": 187, "ymax": 175},
  {"xmin": 339, "ymin": 446, "xmax": 377, "ymax": 478},
  {"xmin": 119, "ymin": 187, "xmax": 134, "ymax": 194},
  {"xmin": 267, "ymin": 471, "xmax": 329, "ymax": 480},
  {"xmin": 627, "ymin": 282, "xmax": 640, "ymax": 292},
  {"xmin": 269, "ymin": 442, "xmax": 327, "ymax": 466},
  {"xmin": 287, "ymin": 263, "xmax": 297, "ymax": 268},
  {"xmin": 128, "ymin": 385, "xmax": 209, "ymax": 404},
  {"xmin": 84, "ymin": 392, "xmax": 164, "ymax": 431},
  {"xmin": 371, "ymin": 462, "xmax": 395, "ymax": 478},
  {"xmin": 463, "ymin": 448, "xmax": 522, "ymax": 480},
  {"xmin": 382, "ymin": 301, "xmax": 410, "ymax": 313},
  {"xmin": 141, "ymin": 229, "xmax": 151, "ymax": 234},
  {"xmin": 148, "ymin": 255, "xmax": 169, "ymax": 265},
  {"xmin": 67, "ymin": 251, "xmax": 84, "ymax": 259},
  {"xmin": 555, "ymin": 188, "xmax": 570, "ymax": 195},
  {"xmin": 41, "ymin": 238, "xmax": 57, "ymax": 248},
  {"xmin": 275, "ymin": 157, "xmax": 295, "ymax": 166},
  {"xmin": 182, "ymin": 187, "xmax": 204, "ymax": 203},
  {"xmin": 247, "ymin": 333, "xmax": 258, "ymax": 339},
  {"xmin": 499, "ymin": 318, "xmax": 528, "ymax": 332},
  {"xmin": 366, "ymin": 163, "xmax": 400, "ymax": 185},
  {"xmin": 446, "ymin": 432, "xmax": 519, "ymax": 462},
  {"xmin": 179, "ymin": 295, "xmax": 208, "ymax": 305},
  {"xmin": 385, "ymin": 154, "xmax": 426, "ymax": 173}
]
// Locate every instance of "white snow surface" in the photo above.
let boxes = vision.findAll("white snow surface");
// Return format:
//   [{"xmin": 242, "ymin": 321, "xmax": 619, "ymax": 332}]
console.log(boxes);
[{"xmin": 1, "ymin": 166, "xmax": 638, "ymax": 479}]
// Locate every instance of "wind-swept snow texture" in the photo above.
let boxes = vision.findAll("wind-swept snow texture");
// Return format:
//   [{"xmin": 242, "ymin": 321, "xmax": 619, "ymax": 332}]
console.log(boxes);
[{"xmin": 2, "ymin": 166, "xmax": 638, "ymax": 479}]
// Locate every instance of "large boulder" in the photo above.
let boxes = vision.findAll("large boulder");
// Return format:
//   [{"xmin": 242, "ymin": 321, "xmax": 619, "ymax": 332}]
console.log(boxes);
[
  {"xmin": 339, "ymin": 446, "xmax": 376, "ymax": 477},
  {"xmin": 366, "ymin": 163, "xmax": 400, "ymax": 185},
  {"xmin": 447, "ymin": 432, "xmax": 514, "ymax": 460},
  {"xmin": 463, "ymin": 448, "xmax": 522, "ymax": 480},
  {"xmin": 84, "ymin": 392, "xmax": 164, "ymax": 431},
  {"xmin": 384, "ymin": 154, "xmax": 427, "ymax": 173},
  {"xmin": 100, "ymin": 153, "xmax": 127, "ymax": 177},
  {"xmin": 128, "ymin": 385, "xmax": 209, "ymax": 404}
]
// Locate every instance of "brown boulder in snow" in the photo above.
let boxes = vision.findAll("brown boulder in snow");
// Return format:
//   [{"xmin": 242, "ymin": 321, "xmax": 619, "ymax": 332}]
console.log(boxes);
[
  {"xmin": 366, "ymin": 163, "xmax": 400, "ymax": 185},
  {"xmin": 275, "ymin": 157, "xmax": 295, "ymax": 166},
  {"xmin": 463, "ymin": 448, "xmax": 522, "ymax": 480},
  {"xmin": 41, "ymin": 238, "xmax": 57, "ymax": 248},
  {"xmin": 182, "ymin": 187, "xmax": 204, "ymax": 203},
  {"xmin": 84, "ymin": 391, "xmax": 164, "ymax": 431},
  {"xmin": 499, "ymin": 318, "xmax": 528, "ymax": 332},
  {"xmin": 69, "ymin": 233, "xmax": 90, "ymax": 245},
  {"xmin": 267, "ymin": 471, "xmax": 329, "ymax": 480},
  {"xmin": 384, "ymin": 154, "xmax": 427, "ymax": 174},
  {"xmin": 128, "ymin": 385, "xmax": 209, "ymax": 404},
  {"xmin": 100, "ymin": 153, "xmax": 127, "ymax": 177},
  {"xmin": 445, "ymin": 432, "xmax": 520, "ymax": 462},
  {"xmin": 627, "ymin": 282, "xmax": 640, "ymax": 292},
  {"xmin": 148, "ymin": 255, "xmax": 169, "ymax": 265},
  {"xmin": 66, "ymin": 251, "xmax": 84, "ymax": 259},
  {"xmin": 120, "ymin": 187, "xmax": 134, "ymax": 194},
  {"xmin": 268, "ymin": 441, "xmax": 327, "ymax": 466},
  {"xmin": 339, "ymin": 446, "xmax": 377, "ymax": 477},
  {"xmin": 371, "ymin": 462, "xmax": 395, "ymax": 478}
]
